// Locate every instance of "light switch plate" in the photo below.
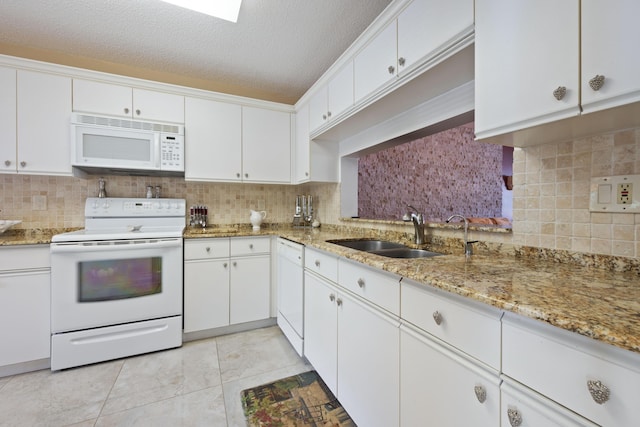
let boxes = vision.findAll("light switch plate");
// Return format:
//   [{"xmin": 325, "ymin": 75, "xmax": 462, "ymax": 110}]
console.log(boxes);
[{"xmin": 590, "ymin": 175, "xmax": 640, "ymax": 212}]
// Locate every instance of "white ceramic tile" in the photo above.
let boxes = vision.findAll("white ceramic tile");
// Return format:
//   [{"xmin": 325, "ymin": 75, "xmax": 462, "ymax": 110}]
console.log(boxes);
[
  {"xmin": 0, "ymin": 360, "xmax": 123, "ymax": 427},
  {"xmin": 216, "ymin": 326, "xmax": 305, "ymax": 383},
  {"xmin": 95, "ymin": 386, "xmax": 227, "ymax": 427},
  {"xmin": 102, "ymin": 338, "xmax": 222, "ymax": 415}
]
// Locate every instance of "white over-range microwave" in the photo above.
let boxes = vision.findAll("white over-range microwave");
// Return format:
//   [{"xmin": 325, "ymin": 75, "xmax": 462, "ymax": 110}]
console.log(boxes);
[{"xmin": 71, "ymin": 113, "xmax": 185, "ymax": 176}]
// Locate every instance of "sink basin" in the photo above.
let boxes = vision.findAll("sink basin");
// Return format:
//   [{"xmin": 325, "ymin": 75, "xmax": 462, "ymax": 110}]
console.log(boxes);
[
  {"xmin": 0, "ymin": 220, "xmax": 21, "ymax": 234},
  {"xmin": 328, "ymin": 239, "xmax": 443, "ymax": 259},
  {"xmin": 369, "ymin": 248, "xmax": 443, "ymax": 259},
  {"xmin": 327, "ymin": 239, "xmax": 406, "ymax": 251}
]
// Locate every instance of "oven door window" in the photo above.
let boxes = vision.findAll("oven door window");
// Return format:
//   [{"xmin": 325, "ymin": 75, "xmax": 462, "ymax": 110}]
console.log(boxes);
[{"xmin": 78, "ymin": 257, "xmax": 162, "ymax": 302}]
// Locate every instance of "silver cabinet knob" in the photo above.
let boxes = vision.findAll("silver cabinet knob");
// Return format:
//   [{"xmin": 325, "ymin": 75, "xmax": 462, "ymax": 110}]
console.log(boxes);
[
  {"xmin": 507, "ymin": 408, "xmax": 522, "ymax": 426},
  {"xmin": 315, "ymin": 260, "xmax": 320, "ymax": 267},
  {"xmin": 589, "ymin": 75, "xmax": 605, "ymax": 91},
  {"xmin": 249, "ymin": 244, "xmax": 254, "ymax": 249},
  {"xmin": 357, "ymin": 278, "xmax": 365, "ymax": 288},
  {"xmin": 398, "ymin": 57, "xmax": 406, "ymax": 67},
  {"xmin": 223, "ymin": 262, "xmax": 228, "ymax": 268},
  {"xmin": 124, "ymin": 107, "xmax": 130, "ymax": 114},
  {"xmin": 329, "ymin": 293, "xmax": 335, "ymax": 302},
  {"xmin": 205, "ymin": 247, "xmax": 211, "ymax": 252},
  {"xmin": 327, "ymin": 111, "xmax": 332, "ymax": 118},
  {"xmin": 245, "ymin": 173, "xmax": 249, "ymax": 178},
  {"xmin": 135, "ymin": 109, "xmax": 141, "ymax": 116},
  {"xmin": 336, "ymin": 298, "xmax": 343, "ymax": 306},
  {"xmin": 587, "ymin": 380, "xmax": 610, "ymax": 404},
  {"xmin": 305, "ymin": 172, "xmax": 309, "ymax": 177},
  {"xmin": 232, "ymin": 261, "xmax": 237, "ymax": 267},
  {"xmin": 4, "ymin": 160, "xmax": 10, "ymax": 166},
  {"xmin": 553, "ymin": 86, "xmax": 567, "ymax": 100},
  {"xmin": 474, "ymin": 385, "xmax": 486, "ymax": 403},
  {"xmin": 388, "ymin": 65, "xmax": 395, "ymax": 74},
  {"xmin": 20, "ymin": 161, "xmax": 26, "ymax": 167},
  {"xmin": 236, "ymin": 173, "xmax": 241, "ymax": 178},
  {"xmin": 322, "ymin": 114, "xmax": 327, "ymax": 120},
  {"xmin": 433, "ymin": 311, "xmax": 443, "ymax": 325}
]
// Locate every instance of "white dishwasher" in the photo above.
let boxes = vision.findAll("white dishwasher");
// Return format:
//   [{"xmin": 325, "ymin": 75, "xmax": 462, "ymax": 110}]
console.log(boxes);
[{"xmin": 276, "ymin": 238, "xmax": 304, "ymax": 356}]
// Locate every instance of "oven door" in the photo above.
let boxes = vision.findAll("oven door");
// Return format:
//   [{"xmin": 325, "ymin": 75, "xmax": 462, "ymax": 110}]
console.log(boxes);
[{"xmin": 51, "ymin": 237, "xmax": 182, "ymax": 333}]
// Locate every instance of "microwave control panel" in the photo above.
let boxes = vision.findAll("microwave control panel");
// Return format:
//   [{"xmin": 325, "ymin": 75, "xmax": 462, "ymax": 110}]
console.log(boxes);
[{"xmin": 160, "ymin": 134, "xmax": 184, "ymax": 171}]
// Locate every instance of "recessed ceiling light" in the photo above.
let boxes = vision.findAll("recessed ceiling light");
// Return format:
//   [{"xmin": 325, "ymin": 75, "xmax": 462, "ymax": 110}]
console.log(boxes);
[{"xmin": 159, "ymin": 0, "xmax": 242, "ymax": 23}]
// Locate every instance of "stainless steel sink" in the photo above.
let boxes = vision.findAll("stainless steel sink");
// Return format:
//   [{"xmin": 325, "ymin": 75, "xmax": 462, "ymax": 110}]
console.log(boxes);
[
  {"xmin": 369, "ymin": 248, "xmax": 443, "ymax": 259},
  {"xmin": 328, "ymin": 239, "xmax": 443, "ymax": 259},
  {"xmin": 327, "ymin": 239, "xmax": 406, "ymax": 251}
]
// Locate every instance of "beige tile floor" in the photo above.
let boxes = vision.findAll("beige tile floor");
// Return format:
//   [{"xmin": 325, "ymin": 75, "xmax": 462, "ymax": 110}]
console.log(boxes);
[{"xmin": 0, "ymin": 326, "xmax": 311, "ymax": 427}]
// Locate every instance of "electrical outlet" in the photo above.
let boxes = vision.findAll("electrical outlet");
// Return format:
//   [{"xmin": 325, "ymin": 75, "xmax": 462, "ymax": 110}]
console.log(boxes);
[
  {"xmin": 590, "ymin": 175, "xmax": 640, "ymax": 212},
  {"xmin": 618, "ymin": 183, "xmax": 632, "ymax": 204}
]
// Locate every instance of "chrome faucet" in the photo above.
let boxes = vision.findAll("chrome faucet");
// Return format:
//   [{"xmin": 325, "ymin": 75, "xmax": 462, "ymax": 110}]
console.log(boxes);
[
  {"xmin": 446, "ymin": 214, "xmax": 477, "ymax": 256},
  {"xmin": 407, "ymin": 205, "xmax": 425, "ymax": 245}
]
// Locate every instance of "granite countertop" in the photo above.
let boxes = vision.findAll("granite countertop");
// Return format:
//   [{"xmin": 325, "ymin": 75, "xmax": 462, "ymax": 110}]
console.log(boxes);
[{"xmin": 4, "ymin": 225, "xmax": 639, "ymax": 355}]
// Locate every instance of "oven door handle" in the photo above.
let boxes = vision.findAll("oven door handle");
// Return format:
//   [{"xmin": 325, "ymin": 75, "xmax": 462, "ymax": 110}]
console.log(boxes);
[{"xmin": 50, "ymin": 238, "xmax": 182, "ymax": 254}]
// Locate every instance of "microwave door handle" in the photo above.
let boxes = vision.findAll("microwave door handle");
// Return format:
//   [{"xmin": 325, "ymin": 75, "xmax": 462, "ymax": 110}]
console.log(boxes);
[{"xmin": 155, "ymin": 134, "xmax": 161, "ymax": 168}]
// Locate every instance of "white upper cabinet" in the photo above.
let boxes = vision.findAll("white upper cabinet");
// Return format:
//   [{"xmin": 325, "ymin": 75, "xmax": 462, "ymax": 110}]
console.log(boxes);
[
  {"xmin": 73, "ymin": 79, "xmax": 185, "ymax": 123},
  {"xmin": 294, "ymin": 103, "xmax": 311, "ymax": 183},
  {"xmin": 242, "ymin": 106, "xmax": 291, "ymax": 183},
  {"xmin": 309, "ymin": 61, "xmax": 354, "ymax": 133},
  {"xmin": 184, "ymin": 96, "xmax": 242, "ymax": 182},
  {"xmin": 397, "ymin": 0, "xmax": 473, "ymax": 73},
  {"xmin": 474, "ymin": 0, "xmax": 580, "ymax": 139},
  {"xmin": 581, "ymin": 0, "xmax": 640, "ymax": 113},
  {"xmin": 0, "ymin": 66, "xmax": 16, "ymax": 174},
  {"xmin": 16, "ymin": 70, "xmax": 72, "ymax": 176},
  {"xmin": 354, "ymin": 20, "xmax": 398, "ymax": 103},
  {"xmin": 294, "ymin": 103, "xmax": 339, "ymax": 184}
]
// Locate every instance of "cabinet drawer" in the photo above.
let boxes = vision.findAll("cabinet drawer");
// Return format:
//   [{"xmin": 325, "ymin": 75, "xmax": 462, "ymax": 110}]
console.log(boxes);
[
  {"xmin": 184, "ymin": 238, "xmax": 229, "ymax": 260},
  {"xmin": 503, "ymin": 313, "xmax": 640, "ymax": 427},
  {"xmin": 338, "ymin": 258, "xmax": 400, "ymax": 315},
  {"xmin": 401, "ymin": 279, "xmax": 501, "ymax": 369},
  {"xmin": 230, "ymin": 236, "xmax": 270, "ymax": 256},
  {"xmin": 0, "ymin": 245, "xmax": 50, "ymax": 271},
  {"xmin": 304, "ymin": 247, "xmax": 338, "ymax": 282}
]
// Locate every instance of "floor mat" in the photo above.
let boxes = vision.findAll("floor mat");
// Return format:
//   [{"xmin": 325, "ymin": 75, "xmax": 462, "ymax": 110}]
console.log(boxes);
[{"xmin": 241, "ymin": 370, "xmax": 356, "ymax": 426}]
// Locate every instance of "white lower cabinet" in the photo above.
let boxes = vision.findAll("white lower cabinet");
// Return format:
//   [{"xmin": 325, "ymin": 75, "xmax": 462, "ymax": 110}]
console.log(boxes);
[
  {"xmin": 501, "ymin": 377, "xmax": 598, "ymax": 427},
  {"xmin": 0, "ymin": 245, "xmax": 51, "ymax": 376},
  {"xmin": 184, "ymin": 237, "xmax": 271, "ymax": 333},
  {"xmin": 303, "ymin": 248, "xmax": 399, "ymax": 427},
  {"xmin": 400, "ymin": 323, "xmax": 500, "ymax": 427}
]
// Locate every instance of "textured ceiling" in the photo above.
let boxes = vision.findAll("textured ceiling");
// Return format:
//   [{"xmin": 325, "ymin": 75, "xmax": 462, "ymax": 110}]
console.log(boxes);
[{"xmin": 0, "ymin": 0, "xmax": 392, "ymax": 104}]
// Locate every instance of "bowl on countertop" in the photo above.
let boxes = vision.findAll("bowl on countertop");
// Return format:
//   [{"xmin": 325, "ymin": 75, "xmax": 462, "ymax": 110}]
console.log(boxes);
[{"xmin": 0, "ymin": 220, "xmax": 22, "ymax": 234}]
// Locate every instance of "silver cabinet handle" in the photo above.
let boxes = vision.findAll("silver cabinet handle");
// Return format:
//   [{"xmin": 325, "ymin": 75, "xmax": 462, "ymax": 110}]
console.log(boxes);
[
  {"xmin": 474, "ymin": 385, "xmax": 486, "ymax": 403},
  {"xmin": 223, "ymin": 262, "xmax": 228, "ymax": 268},
  {"xmin": 398, "ymin": 57, "xmax": 406, "ymax": 67},
  {"xmin": 336, "ymin": 298, "xmax": 343, "ymax": 306},
  {"xmin": 124, "ymin": 107, "xmax": 130, "ymax": 114},
  {"xmin": 553, "ymin": 86, "xmax": 567, "ymax": 100},
  {"xmin": 357, "ymin": 278, "xmax": 365, "ymax": 288},
  {"xmin": 232, "ymin": 261, "xmax": 237, "ymax": 267},
  {"xmin": 20, "ymin": 161, "xmax": 26, "ymax": 167},
  {"xmin": 135, "ymin": 109, "xmax": 141, "ymax": 116},
  {"xmin": 329, "ymin": 293, "xmax": 335, "ymax": 302},
  {"xmin": 322, "ymin": 114, "xmax": 327, "ymax": 120},
  {"xmin": 507, "ymin": 408, "xmax": 522, "ymax": 426},
  {"xmin": 433, "ymin": 311, "xmax": 443, "ymax": 325},
  {"xmin": 587, "ymin": 380, "xmax": 610, "ymax": 404},
  {"xmin": 205, "ymin": 247, "xmax": 211, "ymax": 252},
  {"xmin": 249, "ymin": 244, "xmax": 254, "ymax": 249},
  {"xmin": 327, "ymin": 111, "xmax": 332, "ymax": 118},
  {"xmin": 589, "ymin": 75, "xmax": 605, "ymax": 91},
  {"xmin": 388, "ymin": 65, "xmax": 395, "ymax": 74},
  {"xmin": 236, "ymin": 173, "xmax": 241, "ymax": 178},
  {"xmin": 245, "ymin": 173, "xmax": 249, "ymax": 178},
  {"xmin": 315, "ymin": 260, "xmax": 320, "ymax": 267},
  {"xmin": 4, "ymin": 160, "xmax": 10, "ymax": 166}
]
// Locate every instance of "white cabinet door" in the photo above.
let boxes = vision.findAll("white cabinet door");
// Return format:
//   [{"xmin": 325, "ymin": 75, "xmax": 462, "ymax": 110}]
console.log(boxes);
[
  {"xmin": 183, "ymin": 259, "xmax": 230, "ymax": 332},
  {"xmin": 309, "ymin": 86, "xmax": 329, "ymax": 133},
  {"xmin": 73, "ymin": 79, "xmax": 184, "ymax": 123},
  {"xmin": 327, "ymin": 61, "xmax": 354, "ymax": 122},
  {"xmin": 303, "ymin": 271, "xmax": 338, "ymax": 395},
  {"xmin": 337, "ymin": 292, "xmax": 400, "ymax": 427},
  {"xmin": 229, "ymin": 255, "xmax": 271, "ymax": 325},
  {"xmin": 184, "ymin": 97, "xmax": 242, "ymax": 182},
  {"xmin": 17, "ymin": 70, "xmax": 72, "ymax": 176},
  {"xmin": 132, "ymin": 88, "xmax": 184, "ymax": 123},
  {"xmin": 400, "ymin": 325, "xmax": 499, "ymax": 427},
  {"xmin": 354, "ymin": 20, "xmax": 398, "ymax": 103},
  {"xmin": 0, "ymin": 66, "xmax": 16, "ymax": 174},
  {"xmin": 474, "ymin": 0, "xmax": 580, "ymax": 138},
  {"xmin": 73, "ymin": 79, "xmax": 132, "ymax": 118},
  {"xmin": 397, "ymin": 0, "xmax": 473, "ymax": 73},
  {"xmin": 294, "ymin": 103, "xmax": 310, "ymax": 183},
  {"xmin": 0, "ymin": 270, "xmax": 50, "ymax": 368},
  {"xmin": 242, "ymin": 106, "xmax": 291, "ymax": 183},
  {"xmin": 581, "ymin": 0, "xmax": 640, "ymax": 113}
]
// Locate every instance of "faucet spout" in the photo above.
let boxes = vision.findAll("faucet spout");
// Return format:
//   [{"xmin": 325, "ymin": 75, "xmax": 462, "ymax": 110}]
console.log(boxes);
[
  {"xmin": 446, "ymin": 214, "xmax": 476, "ymax": 256},
  {"xmin": 407, "ymin": 205, "xmax": 425, "ymax": 245}
]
